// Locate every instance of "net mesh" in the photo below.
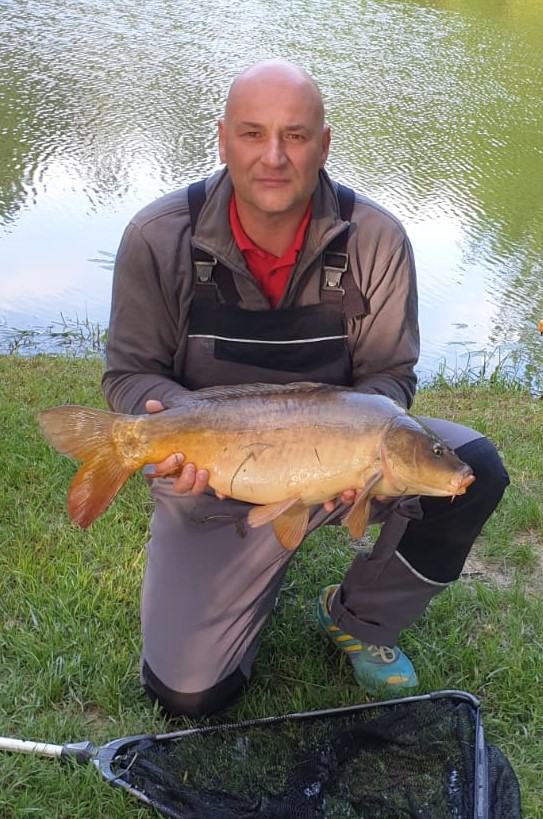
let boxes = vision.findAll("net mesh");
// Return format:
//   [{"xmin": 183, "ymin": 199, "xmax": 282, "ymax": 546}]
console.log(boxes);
[{"xmin": 107, "ymin": 693, "xmax": 520, "ymax": 818}]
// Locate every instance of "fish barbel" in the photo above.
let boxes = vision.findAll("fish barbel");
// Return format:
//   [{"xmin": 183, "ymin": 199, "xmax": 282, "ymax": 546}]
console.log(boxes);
[{"xmin": 38, "ymin": 382, "xmax": 475, "ymax": 551}]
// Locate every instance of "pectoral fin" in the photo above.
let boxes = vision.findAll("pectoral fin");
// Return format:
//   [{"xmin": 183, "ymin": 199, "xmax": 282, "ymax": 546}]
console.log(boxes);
[
  {"xmin": 341, "ymin": 471, "xmax": 383, "ymax": 540},
  {"xmin": 272, "ymin": 505, "xmax": 310, "ymax": 551},
  {"xmin": 247, "ymin": 498, "xmax": 309, "ymax": 551},
  {"xmin": 247, "ymin": 497, "xmax": 300, "ymax": 528}
]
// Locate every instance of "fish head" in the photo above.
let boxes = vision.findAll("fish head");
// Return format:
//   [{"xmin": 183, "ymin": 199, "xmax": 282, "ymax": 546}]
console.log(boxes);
[{"xmin": 380, "ymin": 415, "xmax": 475, "ymax": 498}]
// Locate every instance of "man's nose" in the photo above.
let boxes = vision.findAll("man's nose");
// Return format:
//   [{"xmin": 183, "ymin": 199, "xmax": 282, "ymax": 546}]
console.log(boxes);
[{"xmin": 261, "ymin": 137, "xmax": 287, "ymax": 166}]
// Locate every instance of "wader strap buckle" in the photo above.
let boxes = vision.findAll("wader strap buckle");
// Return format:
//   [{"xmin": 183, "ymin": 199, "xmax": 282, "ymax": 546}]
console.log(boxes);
[
  {"xmin": 188, "ymin": 180, "xmax": 241, "ymax": 304},
  {"xmin": 320, "ymin": 184, "xmax": 367, "ymax": 320},
  {"xmin": 322, "ymin": 251, "xmax": 349, "ymax": 294},
  {"xmin": 319, "ymin": 182, "xmax": 353, "ymax": 303},
  {"xmin": 194, "ymin": 256, "xmax": 217, "ymax": 285},
  {"xmin": 192, "ymin": 249, "xmax": 219, "ymax": 299},
  {"xmin": 188, "ymin": 179, "xmax": 218, "ymax": 292}
]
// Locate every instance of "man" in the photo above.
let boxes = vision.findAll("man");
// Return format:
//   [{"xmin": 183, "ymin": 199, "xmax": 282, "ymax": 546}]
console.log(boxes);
[{"xmin": 103, "ymin": 60, "xmax": 509, "ymax": 717}]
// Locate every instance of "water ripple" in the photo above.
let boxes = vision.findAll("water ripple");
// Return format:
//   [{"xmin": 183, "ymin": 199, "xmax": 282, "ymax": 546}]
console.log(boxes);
[{"xmin": 0, "ymin": 0, "xmax": 542, "ymax": 382}]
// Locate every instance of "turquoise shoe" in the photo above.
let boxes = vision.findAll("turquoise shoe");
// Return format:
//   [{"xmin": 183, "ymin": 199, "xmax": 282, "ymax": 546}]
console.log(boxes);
[{"xmin": 317, "ymin": 585, "xmax": 418, "ymax": 694}]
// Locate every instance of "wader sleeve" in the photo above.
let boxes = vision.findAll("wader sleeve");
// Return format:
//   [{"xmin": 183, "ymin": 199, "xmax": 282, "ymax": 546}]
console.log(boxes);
[
  {"xmin": 102, "ymin": 222, "xmax": 190, "ymax": 414},
  {"xmin": 350, "ymin": 236, "xmax": 419, "ymax": 408}
]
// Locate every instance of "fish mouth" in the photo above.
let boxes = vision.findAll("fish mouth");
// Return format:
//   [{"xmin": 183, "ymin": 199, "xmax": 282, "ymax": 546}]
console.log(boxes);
[
  {"xmin": 394, "ymin": 469, "xmax": 476, "ymax": 499},
  {"xmin": 450, "ymin": 471, "xmax": 476, "ymax": 497}
]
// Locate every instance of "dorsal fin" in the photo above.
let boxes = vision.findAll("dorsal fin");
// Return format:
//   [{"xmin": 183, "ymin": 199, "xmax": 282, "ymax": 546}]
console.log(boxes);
[{"xmin": 188, "ymin": 382, "xmax": 339, "ymax": 402}]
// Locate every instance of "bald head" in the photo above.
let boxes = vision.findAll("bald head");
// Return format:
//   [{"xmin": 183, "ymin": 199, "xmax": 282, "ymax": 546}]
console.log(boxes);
[
  {"xmin": 224, "ymin": 60, "xmax": 325, "ymax": 127},
  {"xmin": 217, "ymin": 59, "xmax": 331, "ymax": 234}
]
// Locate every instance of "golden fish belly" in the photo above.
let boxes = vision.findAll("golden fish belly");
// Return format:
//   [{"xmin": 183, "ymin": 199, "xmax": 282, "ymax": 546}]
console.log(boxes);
[{"xmin": 165, "ymin": 425, "xmax": 382, "ymax": 505}]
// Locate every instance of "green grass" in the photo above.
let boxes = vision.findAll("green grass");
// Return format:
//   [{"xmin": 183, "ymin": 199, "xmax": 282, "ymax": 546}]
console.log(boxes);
[{"xmin": 1, "ymin": 354, "xmax": 542, "ymax": 817}]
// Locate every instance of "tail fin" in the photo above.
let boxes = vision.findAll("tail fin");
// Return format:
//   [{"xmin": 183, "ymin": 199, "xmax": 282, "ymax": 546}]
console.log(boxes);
[{"xmin": 39, "ymin": 405, "xmax": 137, "ymax": 528}]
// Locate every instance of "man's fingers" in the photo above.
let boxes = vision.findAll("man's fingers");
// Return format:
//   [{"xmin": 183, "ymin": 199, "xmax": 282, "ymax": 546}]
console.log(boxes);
[
  {"xmin": 171, "ymin": 465, "xmax": 210, "ymax": 495},
  {"xmin": 146, "ymin": 453, "xmax": 185, "ymax": 478},
  {"xmin": 192, "ymin": 469, "xmax": 211, "ymax": 495},
  {"xmin": 145, "ymin": 399, "xmax": 165, "ymax": 414},
  {"xmin": 323, "ymin": 488, "xmax": 358, "ymax": 513},
  {"xmin": 146, "ymin": 454, "xmax": 212, "ymax": 496}
]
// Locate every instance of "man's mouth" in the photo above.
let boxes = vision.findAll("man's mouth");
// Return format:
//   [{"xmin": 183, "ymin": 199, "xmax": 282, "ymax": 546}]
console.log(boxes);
[{"xmin": 255, "ymin": 177, "xmax": 290, "ymax": 186}]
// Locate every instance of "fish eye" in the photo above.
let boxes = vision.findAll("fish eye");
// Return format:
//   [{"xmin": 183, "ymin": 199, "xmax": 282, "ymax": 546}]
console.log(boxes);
[{"xmin": 432, "ymin": 442, "xmax": 444, "ymax": 457}]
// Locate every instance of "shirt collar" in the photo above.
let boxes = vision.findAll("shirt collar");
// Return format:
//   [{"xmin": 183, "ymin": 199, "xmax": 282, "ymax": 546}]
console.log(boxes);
[{"xmin": 229, "ymin": 194, "xmax": 312, "ymax": 261}]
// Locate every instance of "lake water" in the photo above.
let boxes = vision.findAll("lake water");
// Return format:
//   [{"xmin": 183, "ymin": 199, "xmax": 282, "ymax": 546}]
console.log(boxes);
[{"xmin": 1, "ymin": 0, "xmax": 542, "ymax": 386}]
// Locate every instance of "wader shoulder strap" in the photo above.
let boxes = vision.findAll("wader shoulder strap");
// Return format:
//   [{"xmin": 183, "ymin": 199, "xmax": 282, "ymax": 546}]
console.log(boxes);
[
  {"xmin": 321, "ymin": 183, "xmax": 368, "ymax": 321},
  {"xmin": 187, "ymin": 180, "xmax": 240, "ymax": 304},
  {"xmin": 188, "ymin": 179, "xmax": 367, "ymax": 318}
]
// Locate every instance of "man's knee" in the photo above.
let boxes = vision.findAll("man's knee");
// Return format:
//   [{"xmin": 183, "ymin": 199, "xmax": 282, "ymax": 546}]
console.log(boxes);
[
  {"xmin": 141, "ymin": 660, "xmax": 248, "ymax": 719},
  {"xmin": 397, "ymin": 435, "xmax": 509, "ymax": 583},
  {"xmin": 456, "ymin": 435, "xmax": 510, "ymax": 503}
]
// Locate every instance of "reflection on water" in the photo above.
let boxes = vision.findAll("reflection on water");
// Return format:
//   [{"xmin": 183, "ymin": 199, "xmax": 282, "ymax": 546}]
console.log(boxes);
[{"xmin": 1, "ymin": 0, "xmax": 542, "ymax": 384}]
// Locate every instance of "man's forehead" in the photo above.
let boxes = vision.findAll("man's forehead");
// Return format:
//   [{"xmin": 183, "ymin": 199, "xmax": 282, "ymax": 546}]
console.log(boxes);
[{"xmin": 225, "ymin": 86, "xmax": 323, "ymax": 126}]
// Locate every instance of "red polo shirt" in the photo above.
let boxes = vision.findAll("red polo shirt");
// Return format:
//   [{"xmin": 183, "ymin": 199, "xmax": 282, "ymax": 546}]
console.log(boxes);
[{"xmin": 229, "ymin": 195, "xmax": 312, "ymax": 308}]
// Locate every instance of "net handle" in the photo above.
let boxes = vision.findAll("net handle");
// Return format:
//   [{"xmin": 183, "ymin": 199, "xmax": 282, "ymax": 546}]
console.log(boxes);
[
  {"xmin": 0, "ymin": 737, "xmax": 64, "ymax": 757},
  {"xmin": 0, "ymin": 736, "xmax": 96, "ymax": 763}
]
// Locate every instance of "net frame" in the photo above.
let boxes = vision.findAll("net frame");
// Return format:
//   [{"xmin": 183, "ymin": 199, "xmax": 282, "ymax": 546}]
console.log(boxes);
[
  {"xmin": 0, "ymin": 689, "xmax": 519, "ymax": 818},
  {"xmin": 103, "ymin": 690, "xmax": 486, "ymax": 818}
]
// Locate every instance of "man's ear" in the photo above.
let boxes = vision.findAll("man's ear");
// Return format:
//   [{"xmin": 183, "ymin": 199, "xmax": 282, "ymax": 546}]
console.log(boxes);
[
  {"xmin": 320, "ymin": 125, "xmax": 331, "ymax": 167},
  {"xmin": 217, "ymin": 119, "xmax": 226, "ymax": 164}
]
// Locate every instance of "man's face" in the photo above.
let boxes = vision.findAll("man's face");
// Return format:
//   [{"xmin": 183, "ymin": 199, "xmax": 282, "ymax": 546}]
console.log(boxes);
[{"xmin": 218, "ymin": 69, "xmax": 330, "ymax": 221}]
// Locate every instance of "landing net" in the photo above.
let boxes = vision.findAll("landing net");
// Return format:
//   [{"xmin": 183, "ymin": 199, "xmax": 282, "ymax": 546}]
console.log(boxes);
[{"xmin": 97, "ymin": 691, "xmax": 520, "ymax": 818}]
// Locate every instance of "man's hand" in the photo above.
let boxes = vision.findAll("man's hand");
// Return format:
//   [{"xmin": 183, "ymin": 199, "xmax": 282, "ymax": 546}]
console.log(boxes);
[
  {"xmin": 322, "ymin": 489, "xmax": 357, "ymax": 513},
  {"xmin": 322, "ymin": 488, "xmax": 386, "ymax": 513},
  {"xmin": 144, "ymin": 399, "xmax": 211, "ymax": 496}
]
